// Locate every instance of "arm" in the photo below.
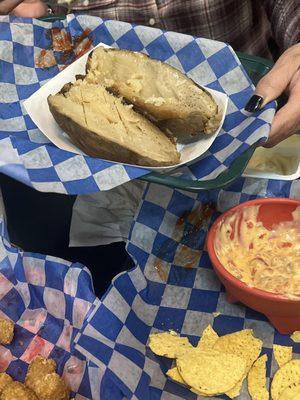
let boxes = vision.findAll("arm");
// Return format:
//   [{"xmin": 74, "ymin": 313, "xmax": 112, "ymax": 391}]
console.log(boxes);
[
  {"xmin": 0, "ymin": 0, "xmax": 24, "ymax": 14},
  {"xmin": 5, "ymin": 0, "xmax": 48, "ymax": 17},
  {"xmin": 262, "ymin": 0, "xmax": 300, "ymax": 51},
  {"xmin": 244, "ymin": 1, "xmax": 300, "ymax": 147}
]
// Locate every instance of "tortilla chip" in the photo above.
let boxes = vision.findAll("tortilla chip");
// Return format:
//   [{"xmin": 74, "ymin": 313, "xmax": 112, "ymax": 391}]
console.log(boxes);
[
  {"xmin": 290, "ymin": 331, "xmax": 300, "ymax": 343},
  {"xmin": 149, "ymin": 331, "xmax": 192, "ymax": 358},
  {"xmin": 166, "ymin": 367, "xmax": 215, "ymax": 397},
  {"xmin": 213, "ymin": 329, "xmax": 263, "ymax": 398},
  {"xmin": 190, "ymin": 387, "xmax": 215, "ymax": 397},
  {"xmin": 273, "ymin": 345, "xmax": 293, "ymax": 368},
  {"xmin": 279, "ymin": 382, "xmax": 300, "ymax": 399},
  {"xmin": 248, "ymin": 354, "xmax": 269, "ymax": 400},
  {"xmin": 197, "ymin": 324, "xmax": 219, "ymax": 350},
  {"xmin": 166, "ymin": 367, "xmax": 186, "ymax": 385},
  {"xmin": 176, "ymin": 349, "xmax": 246, "ymax": 396},
  {"xmin": 271, "ymin": 359, "xmax": 300, "ymax": 400}
]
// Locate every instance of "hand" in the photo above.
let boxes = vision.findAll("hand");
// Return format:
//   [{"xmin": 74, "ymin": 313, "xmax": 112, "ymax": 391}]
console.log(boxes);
[
  {"xmin": 11, "ymin": 0, "xmax": 48, "ymax": 18},
  {"xmin": 245, "ymin": 43, "xmax": 300, "ymax": 147}
]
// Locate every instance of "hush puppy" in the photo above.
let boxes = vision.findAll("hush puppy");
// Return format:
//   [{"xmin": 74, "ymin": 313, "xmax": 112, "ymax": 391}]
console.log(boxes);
[
  {"xmin": 27, "ymin": 372, "xmax": 69, "ymax": 400},
  {"xmin": 0, "ymin": 319, "xmax": 14, "ymax": 345},
  {"xmin": 25, "ymin": 356, "xmax": 69, "ymax": 400},
  {"xmin": 25, "ymin": 356, "xmax": 56, "ymax": 383},
  {"xmin": 0, "ymin": 374, "xmax": 13, "ymax": 394},
  {"xmin": 0, "ymin": 381, "xmax": 38, "ymax": 400}
]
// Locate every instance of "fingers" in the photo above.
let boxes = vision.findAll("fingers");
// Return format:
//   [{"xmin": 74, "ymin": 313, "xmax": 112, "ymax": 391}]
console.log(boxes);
[
  {"xmin": 0, "ymin": 0, "xmax": 24, "ymax": 14},
  {"xmin": 11, "ymin": 0, "xmax": 48, "ymax": 17},
  {"xmin": 263, "ymin": 80, "xmax": 300, "ymax": 147},
  {"xmin": 245, "ymin": 44, "xmax": 300, "ymax": 112}
]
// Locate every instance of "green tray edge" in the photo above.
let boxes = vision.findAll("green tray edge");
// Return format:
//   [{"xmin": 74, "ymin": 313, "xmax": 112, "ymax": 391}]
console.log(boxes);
[{"xmin": 39, "ymin": 14, "xmax": 66, "ymax": 22}]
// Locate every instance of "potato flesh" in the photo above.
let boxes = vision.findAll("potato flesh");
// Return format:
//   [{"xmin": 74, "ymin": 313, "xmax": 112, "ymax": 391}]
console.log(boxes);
[{"xmin": 48, "ymin": 81, "xmax": 180, "ymax": 166}]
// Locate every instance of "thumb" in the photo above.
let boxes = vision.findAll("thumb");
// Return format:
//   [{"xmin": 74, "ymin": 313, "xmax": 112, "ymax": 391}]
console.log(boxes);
[{"xmin": 245, "ymin": 44, "xmax": 300, "ymax": 112}]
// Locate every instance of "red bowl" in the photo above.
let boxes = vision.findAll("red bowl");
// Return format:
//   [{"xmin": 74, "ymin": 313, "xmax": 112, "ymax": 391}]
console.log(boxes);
[{"xmin": 207, "ymin": 198, "xmax": 300, "ymax": 334}]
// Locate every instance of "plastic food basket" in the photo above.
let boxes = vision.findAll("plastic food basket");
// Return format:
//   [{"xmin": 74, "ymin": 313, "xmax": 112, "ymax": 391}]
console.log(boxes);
[{"xmin": 39, "ymin": 15, "xmax": 274, "ymax": 192}]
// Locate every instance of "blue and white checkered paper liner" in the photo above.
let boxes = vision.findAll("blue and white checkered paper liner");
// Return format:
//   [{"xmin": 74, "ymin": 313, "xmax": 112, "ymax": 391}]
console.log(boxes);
[
  {"xmin": 0, "ymin": 14, "xmax": 275, "ymax": 194},
  {"xmin": 74, "ymin": 178, "xmax": 300, "ymax": 400},
  {"xmin": 0, "ymin": 211, "xmax": 106, "ymax": 399}
]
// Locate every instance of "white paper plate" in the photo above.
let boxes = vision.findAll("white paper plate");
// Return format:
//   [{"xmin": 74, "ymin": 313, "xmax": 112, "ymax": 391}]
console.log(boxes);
[{"xmin": 24, "ymin": 42, "xmax": 228, "ymax": 172}]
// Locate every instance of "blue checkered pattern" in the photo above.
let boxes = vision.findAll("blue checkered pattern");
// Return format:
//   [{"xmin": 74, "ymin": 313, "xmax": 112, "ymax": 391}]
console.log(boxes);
[
  {"xmin": 0, "ymin": 14, "xmax": 275, "ymax": 194},
  {"xmin": 73, "ymin": 177, "xmax": 300, "ymax": 399},
  {"xmin": 0, "ymin": 215, "xmax": 101, "ymax": 398}
]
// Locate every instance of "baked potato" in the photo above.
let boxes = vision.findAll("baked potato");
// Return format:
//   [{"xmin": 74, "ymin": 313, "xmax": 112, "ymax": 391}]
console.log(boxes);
[
  {"xmin": 48, "ymin": 79, "xmax": 180, "ymax": 167},
  {"xmin": 86, "ymin": 47, "xmax": 221, "ymax": 139}
]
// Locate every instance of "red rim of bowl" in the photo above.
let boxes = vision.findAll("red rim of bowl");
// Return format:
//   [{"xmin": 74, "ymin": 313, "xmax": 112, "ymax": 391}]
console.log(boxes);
[{"xmin": 207, "ymin": 198, "xmax": 300, "ymax": 304}]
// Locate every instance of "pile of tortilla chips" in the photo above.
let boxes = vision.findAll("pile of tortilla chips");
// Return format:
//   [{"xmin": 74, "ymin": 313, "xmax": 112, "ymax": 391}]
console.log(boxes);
[
  {"xmin": 149, "ymin": 326, "xmax": 263, "ymax": 398},
  {"xmin": 149, "ymin": 325, "xmax": 299, "ymax": 399}
]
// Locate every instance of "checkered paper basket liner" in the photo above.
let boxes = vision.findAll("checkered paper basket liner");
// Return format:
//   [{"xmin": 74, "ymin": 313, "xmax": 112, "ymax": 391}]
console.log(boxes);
[
  {"xmin": 0, "ymin": 14, "xmax": 275, "ymax": 194},
  {"xmin": 74, "ymin": 177, "xmax": 300, "ymax": 399},
  {"xmin": 0, "ymin": 213, "xmax": 107, "ymax": 399}
]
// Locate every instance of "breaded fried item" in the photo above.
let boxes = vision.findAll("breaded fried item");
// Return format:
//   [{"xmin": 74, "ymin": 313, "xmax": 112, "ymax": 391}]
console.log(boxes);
[
  {"xmin": 0, "ymin": 381, "xmax": 38, "ymax": 400},
  {"xmin": 0, "ymin": 319, "xmax": 14, "ymax": 345},
  {"xmin": 0, "ymin": 374, "xmax": 13, "ymax": 394},
  {"xmin": 26, "ymin": 356, "xmax": 56, "ymax": 382},
  {"xmin": 27, "ymin": 373, "xmax": 69, "ymax": 400},
  {"xmin": 25, "ymin": 356, "xmax": 70, "ymax": 400}
]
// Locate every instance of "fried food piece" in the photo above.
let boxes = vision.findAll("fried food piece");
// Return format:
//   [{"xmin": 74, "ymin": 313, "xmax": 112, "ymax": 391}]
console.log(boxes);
[
  {"xmin": 0, "ymin": 374, "xmax": 13, "ymax": 394},
  {"xmin": 213, "ymin": 329, "xmax": 263, "ymax": 398},
  {"xmin": 271, "ymin": 359, "xmax": 300, "ymax": 400},
  {"xmin": 176, "ymin": 349, "xmax": 246, "ymax": 396},
  {"xmin": 149, "ymin": 331, "xmax": 192, "ymax": 358},
  {"xmin": 197, "ymin": 324, "xmax": 219, "ymax": 350},
  {"xmin": 166, "ymin": 367, "xmax": 186, "ymax": 385},
  {"xmin": 0, "ymin": 381, "xmax": 38, "ymax": 400},
  {"xmin": 0, "ymin": 319, "xmax": 14, "ymax": 345},
  {"xmin": 25, "ymin": 357, "xmax": 69, "ymax": 400},
  {"xmin": 26, "ymin": 356, "xmax": 56, "ymax": 382},
  {"xmin": 273, "ymin": 344, "xmax": 293, "ymax": 368},
  {"xmin": 248, "ymin": 354, "xmax": 269, "ymax": 400},
  {"xmin": 279, "ymin": 382, "xmax": 300, "ymax": 399},
  {"xmin": 27, "ymin": 373, "xmax": 70, "ymax": 400}
]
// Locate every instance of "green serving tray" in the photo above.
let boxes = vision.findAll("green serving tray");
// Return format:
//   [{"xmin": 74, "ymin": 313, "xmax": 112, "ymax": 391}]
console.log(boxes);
[{"xmin": 39, "ymin": 16, "xmax": 274, "ymax": 191}]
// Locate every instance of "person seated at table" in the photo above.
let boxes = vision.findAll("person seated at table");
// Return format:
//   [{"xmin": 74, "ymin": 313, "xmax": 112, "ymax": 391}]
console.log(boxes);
[{"xmin": 1, "ymin": 0, "xmax": 300, "ymax": 148}]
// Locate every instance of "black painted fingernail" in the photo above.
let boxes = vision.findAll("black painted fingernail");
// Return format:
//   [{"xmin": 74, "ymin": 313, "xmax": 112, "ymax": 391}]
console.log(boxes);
[{"xmin": 244, "ymin": 95, "xmax": 264, "ymax": 112}]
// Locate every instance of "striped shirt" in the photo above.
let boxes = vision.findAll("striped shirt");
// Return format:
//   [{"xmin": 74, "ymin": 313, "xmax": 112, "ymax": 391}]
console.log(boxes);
[{"xmin": 51, "ymin": 0, "xmax": 300, "ymax": 59}]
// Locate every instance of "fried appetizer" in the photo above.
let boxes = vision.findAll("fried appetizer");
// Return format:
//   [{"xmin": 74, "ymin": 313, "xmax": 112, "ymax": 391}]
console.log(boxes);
[
  {"xmin": 0, "ymin": 381, "xmax": 38, "ymax": 400},
  {"xmin": 0, "ymin": 319, "xmax": 14, "ymax": 345},
  {"xmin": 25, "ymin": 357, "xmax": 70, "ymax": 400},
  {"xmin": 0, "ymin": 374, "xmax": 13, "ymax": 394}
]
